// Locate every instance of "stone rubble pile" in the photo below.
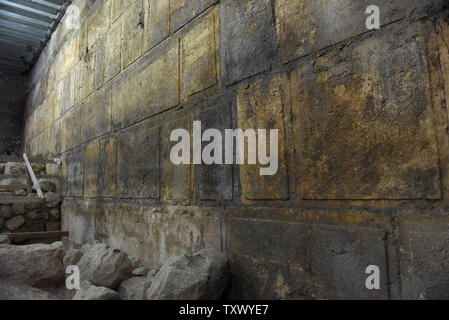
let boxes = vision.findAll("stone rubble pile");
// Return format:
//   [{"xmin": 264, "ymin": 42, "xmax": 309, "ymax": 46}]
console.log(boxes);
[{"xmin": 0, "ymin": 240, "xmax": 230, "ymax": 300}]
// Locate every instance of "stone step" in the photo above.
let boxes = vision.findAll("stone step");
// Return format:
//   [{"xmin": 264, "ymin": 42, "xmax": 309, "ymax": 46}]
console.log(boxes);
[
  {"xmin": 0, "ymin": 175, "xmax": 60, "ymax": 193},
  {"xmin": 0, "ymin": 195, "xmax": 42, "ymax": 205},
  {"xmin": 2, "ymin": 162, "xmax": 46, "ymax": 175}
]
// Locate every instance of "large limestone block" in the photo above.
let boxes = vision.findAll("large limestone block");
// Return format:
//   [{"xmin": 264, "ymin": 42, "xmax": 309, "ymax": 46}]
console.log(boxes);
[
  {"xmin": 0, "ymin": 242, "xmax": 65, "ymax": 287},
  {"xmin": 0, "ymin": 279, "xmax": 58, "ymax": 300},
  {"xmin": 77, "ymin": 243, "xmax": 133, "ymax": 290},
  {"xmin": 147, "ymin": 249, "xmax": 229, "ymax": 300},
  {"xmin": 122, "ymin": 0, "xmax": 144, "ymax": 69},
  {"xmin": 144, "ymin": 0, "xmax": 169, "ymax": 51},
  {"xmin": 169, "ymin": 0, "xmax": 217, "ymax": 32}
]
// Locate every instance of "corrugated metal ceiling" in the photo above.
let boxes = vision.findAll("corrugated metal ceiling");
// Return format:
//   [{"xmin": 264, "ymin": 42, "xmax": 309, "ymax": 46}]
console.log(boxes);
[{"xmin": 0, "ymin": 0, "xmax": 71, "ymax": 75}]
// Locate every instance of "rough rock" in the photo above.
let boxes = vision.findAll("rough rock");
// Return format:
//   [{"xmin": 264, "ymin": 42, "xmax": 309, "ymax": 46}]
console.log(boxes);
[
  {"xmin": 15, "ymin": 190, "xmax": 27, "ymax": 196},
  {"xmin": 0, "ymin": 177, "xmax": 28, "ymax": 191},
  {"xmin": 6, "ymin": 216, "xmax": 25, "ymax": 231},
  {"xmin": 43, "ymin": 192, "xmax": 61, "ymax": 208},
  {"xmin": 132, "ymin": 267, "xmax": 147, "ymax": 277},
  {"xmin": 46, "ymin": 222, "xmax": 60, "ymax": 231},
  {"xmin": 118, "ymin": 276, "xmax": 153, "ymax": 300},
  {"xmin": 147, "ymin": 249, "xmax": 229, "ymax": 300},
  {"xmin": 0, "ymin": 242, "xmax": 65, "ymax": 287},
  {"xmin": 12, "ymin": 203, "xmax": 25, "ymax": 215},
  {"xmin": 63, "ymin": 248, "xmax": 83, "ymax": 268},
  {"xmin": 0, "ymin": 234, "xmax": 10, "ymax": 244},
  {"xmin": 73, "ymin": 281, "xmax": 121, "ymax": 300},
  {"xmin": 0, "ymin": 206, "xmax": 12, "ymax": 218},
  {"xmin": 0, "ymin": 279, "xmax": 59, "ymax": 300},
  {"xmin": 50, "ymin": 208, "xmax": 60, "ymax": 218},
  {"xmin": 77, "ymin": 243, "xmax": 133, "ymax": 289},
  {"xmin": 38, "ymin": 179, "xmax": 57, "ymax": 193}
]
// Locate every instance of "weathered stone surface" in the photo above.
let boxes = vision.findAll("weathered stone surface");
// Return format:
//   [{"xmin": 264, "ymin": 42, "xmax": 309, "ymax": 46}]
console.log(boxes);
[
  {"xmin": 62, "ymin": 198, "xmax": 98, "ymax": 245},
  {"xmin": 0, "ymin": 279, "xmax": 58, "ymax": 300},
  {"xmin": 118, "ymin": 276, "xmax": 153, "ymax": 300},
  {"xmin": 15, "ymin": 190, "xmax": 27, "ymax": 196},
  {"xmin": 99, "ymin": 136, "xmax": 117, "ymax": 198},
  {"xmin": 169, "ymin": 0, "xmax": 217, "ymax": 32},
  {"xmin": 100, "ymin": 205, "xmax": 222, "ymax": 266},
  {"xmin": 226, "ymin": 209, "xmax": 390, "ymax": 299},
  {"xmin": 0, "ymin": 242, "xmax": 65, "ymax": 287},
  {"xmin": 12, "ymin": 203, "xmax": 25, "ymax": 215},
  {"xmin": 6, "ymin": 216, "xmax": 25, "ymax": 231},
  {"xmin": 81, "ymin": 85, "xmax": 111, "ymax": 142},
  {"xmin": 122, "ymin": 0, "xmax": 144, "ymax": 69},
  {"xmin": 83, "ymin": 141, "xmax": 99, "ymax": 198},
  {"xmin": 197, "ymin": 101, "xmax": 233, "ymax": 201},
  {"xmin": 61, "ymin": 106, "xmax": 81, "ymax": 152},
  {"xmin": 117, "ymin": 122, "xmax": 159, "ymax": 199},
  {"xmin": 0, "ymin": 205, "xmax": 12, "ymax": 218},
  {"xmin": 162, "ymin": 115, "xmax": 192, "ymax": 202},
  {"xmin": 291, "ymin": 21, "xmax": 441, "ymax": 200},
  {"xmin": 73, "ymin": 281, "xmax": 121, "ymax": 300},
  {"xmin": 221, "ymin": 0, "xmax": 276, "ymax": 84},
  {"xmin": 44, "ymin": 192, "xmax": 61, "ymax": 208},
  {"xmin": 4, "ymin": 162, "xmax": 44, "ymax": 175},
  {"xmin": 144, "ymin": 0, "xmax": 169, "ymax": 51},
  {"xmin": 399, "ymin": 215, "xmax": 449, "ymax": 300},
  {"xmin": 77, "ymin": 243, "xmax": 133, "ymax": 289},
  {"xmin": 112, "ymin": 38, "xmax": 179, "ymax": 129},
  {"xmin": 147, "ymin": 249, "xmax": 229, "ymax": 300},
  {"xmin": 104, "ymin": 20, "xmax": 122, "ymax": 82},
  {"xmin": 0, "ymin": 177, "xmax": 27, "ymax": 192},
  {"xmin": 275, "ymin": 0, "xmax": 447, "ymax": 63},
  {"xmin": 237, "ymin": 74, "xmax": 289, "ymax": 201},
  {"xmin": 75, "ymin": 51, "xmax": 95, "ymax": 103},
  {"xmin": 181, "ymin": 8, "xmax": 219, "ymax": 98},
  {"xmin": 111, "ymin": 0, "xmax": 133, "ymax": 22},
  {"xmin": 87, "ymin": 0, "xmax": 110, "ymax": 49},
  {"xmin": 63, "ymin": 248, "xmax": 83, "ymax": 268},
  {"xmin": 38, "ymin": 178, "xmax": 57, "ymax": 193},
  {"xmin": 132, "ymin": 267, "xmax": 146, "ymax": 277},
  {"xmin": 46, "ymin": 222, "xmax": 61, "ymax": 231},
  {"xmin": 64, "ymin": 148, "xmax": 83, "ymax": 197},
  {"xmin": 46, "ymin": 163, "xmax": 60, "ymax": 176}
]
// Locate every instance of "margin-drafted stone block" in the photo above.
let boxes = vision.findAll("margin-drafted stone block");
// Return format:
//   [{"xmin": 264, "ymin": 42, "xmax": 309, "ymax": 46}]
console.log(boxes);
[
  {"xmin": 162, "ymin": 115, "xmax": 192, "ymax": 202},
  {"xmin": 122, "ymin": 0, "xmax": 144, "ymax": 69},
  {"xmin": 75, "ymin": 52, "xmax": 95, "ymax": 104},
  {"xmin": 104, "ymin": 20, "xmax": 122, "ymax": 82},
  {"xmin": 221, "ymin": 0, "xmax": 276, "ymax": 85},
  {"xmin": 197, "ymin": 101, "xmax": 233, "ymax": 201},
  {"xmin": 226, "ymin": 209, "xmax": 390, "ymax": 299},
  {"xmin": 275, "ymin": 0, "xmax": 447, "ymax": 63},
  {"xmin": 291, "ymin": 21, "xmax": 441, "ymax": 200},
  {"xmin": 117, "ymin": 121, "xmax": 160, "ymax": 199},
  {"xmin": 399, "ymin": 215, "xmax": 449, "ymax": 300},
  {"xmin": 65, "ymin": 147, "xmax": 84, "ymax": 197},
  {"xmin": 181, "ymin": 7, "xmax": 219, "ymax": 98},
  {"xmin": 61, "ymin": 106, "xmax": 82, "ymax": 152},
  {"xmin": 99, "ymin": 136, "xmax": 117, "ymax": 198},
  {"xmin": 144, "ymin": 0, "xmax": 169, "ymax": 51},
  {"xmin": 81, "ymin": 85, "xmax": 111, "ymax": 142},
  {"xmin": 169, "ymin": 0, "xmax": 217, "ymax": 32},
  {"xmin": 84, "ymin": 140, "xmax": 99, "ymax": 198},
  {"xmin": 62, "ymin": 198, "xmax": 98, "ymax": 245},
  {"xmin": 237, "ymin": 74, "xmax": 289, "ymax": 201},
  {"xmin": 87, "ymin": 0, "xmax": 110, "ymax": 49},
  {"xmin": 112, "ymin": 39, "xmax": 179, "ymax": 129}
]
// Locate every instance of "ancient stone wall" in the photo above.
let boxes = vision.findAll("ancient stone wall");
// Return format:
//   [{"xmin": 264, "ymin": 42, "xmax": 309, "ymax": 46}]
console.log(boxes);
[
  {"xmin": 0, "ymin": 74, "xmax": 28, "ymax": 156},
  {"xmin": 23, "ymin": 0, "xmax": 449, "ymax": 299}
]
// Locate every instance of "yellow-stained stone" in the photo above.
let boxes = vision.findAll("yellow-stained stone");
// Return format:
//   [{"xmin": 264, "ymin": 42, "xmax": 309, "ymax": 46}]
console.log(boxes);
[
  {"xmin": 111, "ymin": 0, "xmax": 134, "ymax": 22},
  {"xmin": 104, "ymin": 20, "xmax": 122, "ymax": 82},
  {"xmin": 99, "ymin": 136, "xmax": 117, "ymax": 198},
  {"xmin": 181, "ymin": 7, "xmax": 219, "ymax": 98},
  {"xmin": 81, "ymin": 85, "xmax": 112, "ymax": 142},
  {"xmin": 112, "ymin": 39, "xmax": 179, "ymax": 129},
  {"xmin": 237, "ymin": 74, "xmax": 289, "ymax": 201},
  {"xmin": 84, "ymin": 140, "xmax": 99, "ymax": 198},
  {"xmin": 87, "ymin": 1, "xmax": 110, "ymax": 49},
  {"xmin": 144, "ymin": 0, "xmax": 169, "ymax": 52},
  {"xmin": 61, "ymin": 106, "xmax": 82, "ymax": 152},
  {"xmin": 169, "ymin": 0, "xmax": 217, "ymax": 32},
  {"xmin": 122, "ymin": 0, "xmax": 144, "ymax": 69},
  {"xmin": 291, "ymin": 23, "xmax": 441, "ymax": 200},
  {"xmin": 75, "ymin": 52, "xmax": 95, "ymax": 104}
]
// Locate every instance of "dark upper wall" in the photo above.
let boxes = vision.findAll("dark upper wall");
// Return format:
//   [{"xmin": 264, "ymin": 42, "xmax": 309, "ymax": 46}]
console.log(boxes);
[{"xmin": 0, "ymin": 74, "xmax": 28, "ymax": 157}]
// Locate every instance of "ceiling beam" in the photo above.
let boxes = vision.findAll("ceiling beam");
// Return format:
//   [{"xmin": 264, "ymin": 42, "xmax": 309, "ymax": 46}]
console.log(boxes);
[
  {"xmin": 0, "ymin": 12, "xmax": 50, "ymax": 31},
  {"xmin": 0, "ymin": 3, "xmax": 56, "ymax": 23},
  {"xmin": 3, "ymin": 0, "xmax": 59, "ymax": 16},
  {"xmin": 0, "ymin": 19, "xmax": 48, "ymax": 37}
]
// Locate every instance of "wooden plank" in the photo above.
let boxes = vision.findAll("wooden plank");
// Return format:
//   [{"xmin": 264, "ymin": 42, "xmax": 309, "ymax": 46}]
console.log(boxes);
[
  {"xmin": 2, "ymin": 231, "xmax": 69, "ymax": 241},
  {"xmin": 23, "ymin": 153, "xmax": 43, "ymax": 199}
]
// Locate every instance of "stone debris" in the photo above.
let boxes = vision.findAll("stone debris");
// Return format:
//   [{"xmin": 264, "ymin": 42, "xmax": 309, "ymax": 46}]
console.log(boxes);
[
  {"xmin": 77, "ymin": 243, "xmax": 133, "ymax": 290},
  {"xmin": 0, "ymin": 241, "xmax": 65, "ymax": 287},
  {"xmin": 0, "ymin": 279, "xmax": 58, "ymax": 300},
  {"xmin": 132, "ymin": 267, "xmax": 147, "ymax": 277},
  {"xmin": 72, "ymin": 281, "xmax": 120, "ymax": 300},
  {"xmin": 147, "ymin": 249, "xmax": 230, "ymax": 300},
  {"xmin": 43, "ymin": 192, "xmax": 61, "ymax": 208},
  {"xmin": 0, "ymin": 234, "xmax": 10, "ymax": 244},
  {"xmin": 63, "ymin": 248, "xmax": 83, "ymax": 268},
  {"xmin": 5, "ymin": 215, "xmax": 25, "ymax": 231},
  {"xmin": 118, "ymin": 276, "xmax": 153, "ymax": 300}
]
